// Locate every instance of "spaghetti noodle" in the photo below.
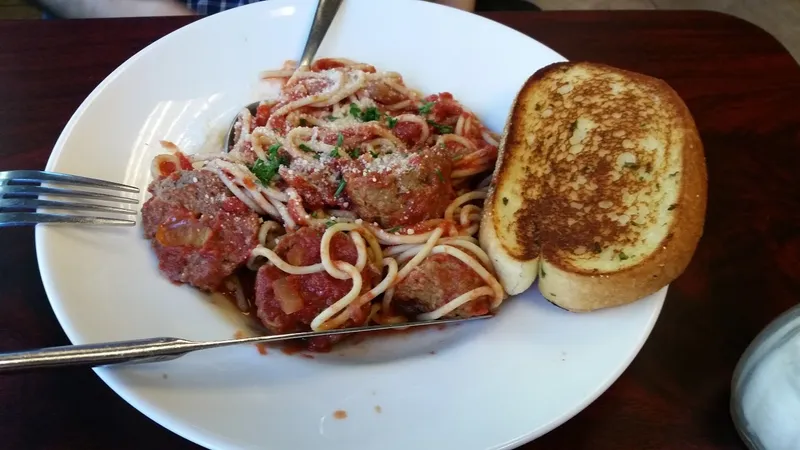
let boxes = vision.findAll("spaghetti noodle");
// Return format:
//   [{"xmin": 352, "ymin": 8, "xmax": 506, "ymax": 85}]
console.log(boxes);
[{"xmin": 142, "ymin": 58, "xmax": 507, "ymax": 351}]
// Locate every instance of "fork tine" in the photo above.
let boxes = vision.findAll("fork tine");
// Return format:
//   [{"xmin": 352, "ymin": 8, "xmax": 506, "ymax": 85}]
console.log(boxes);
[
  {"xmin": 0, "ymin": 213, "xmax": 135, "ymax": 227},
  {"xmin": 0, "ymin": 199, "xmax": 138, "ymax": 216},
  {"xmin": 0, "ymin": 186, "xmax": 139, "ymax": 204},
  {"xmin": 0, "ymin": 170, "xmax": 139, "ymax": 193}
]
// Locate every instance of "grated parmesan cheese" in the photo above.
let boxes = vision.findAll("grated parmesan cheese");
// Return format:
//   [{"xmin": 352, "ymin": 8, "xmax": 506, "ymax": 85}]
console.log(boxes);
[{"xmin": 362, "ymin": 151, "xmax": 412, "ymax": 175}]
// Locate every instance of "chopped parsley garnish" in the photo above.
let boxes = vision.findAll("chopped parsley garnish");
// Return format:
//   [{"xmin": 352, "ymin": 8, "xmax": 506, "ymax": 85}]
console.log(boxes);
[
  {"xmin": 502, "ymin": 197, "xmax": 509, "ymax": 205},
  {"xmin": 419, "ymin": 102, "xmax": 434, "ymax": 115},
  {"xmin": 298, "ymin": 143, "xmax": 319, "ymax": 159},
  {"xmin": 334, "ymin": 178, "xmax": 347, "ymax": 197},
  {"xmin": 348, "ymin": 148, "xmax": 361, "ymax": 159},
  {"xmin": 668, "ymin": 203, "xmax": 677, "ymax": 211},
  {"xmin": 349, "ymin": 103, "xmax": 361, "ymax": 118},
  {"xmin": 618, "ymin": 251, "xmax": 629, "ymax": 261},
  {"xmin": 452, "ymin": 154, "xmax": 464, "ymax": 161},
  {"xmin": 386, "ymin": 116, "xmax": 398, "ymax": 129},
  {"xmin": 386, "ymin": 226, "xmax": 401, "ymax": 233},
  {"xmin": 326, "ymin": 115, "xmax": 337, "ymax": 121},
  {"xmin": 250, "ymin": 159, "xmax": 276, "ymax": 185},
  {"xmin": 623, "ymin": 162, "xmax": 639, "ymax": 169},
  {"xmin": 427, "ymin": 120, "xmax": 453, "ymax": 134},
  {"xmin": 329, "ymin": 133, "xmax": 344, "ymax": 158},
  {"xmin": 349, "ymin": 103, "xmax": 381, "ymax": 122},
  {"xmin": 299, "ymin": 118, "xmax": 308, "ymax": 127},
  {"xmin": 249, "ymin": 143, "xmax": 287, "ymax": 185},
  {"xmin": 325, "ymin": 219, "xmax": 336, "ymax": 228},
  {"xmin": 370, "ymin": 151, "xmax": 379, "ymax": 158},
  {"xmin": 435, "ymin": 169, "xmax": 444, "ymax": 182},
  {"xmin": 361, "ymin": 107, "xmax": 380, "ymax": 122}
]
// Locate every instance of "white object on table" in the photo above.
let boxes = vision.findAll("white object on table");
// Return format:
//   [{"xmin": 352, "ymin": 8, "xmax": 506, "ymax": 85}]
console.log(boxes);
[{"xmin": 732, "ymin": 303, "xmax": 800, "ymax": 450}]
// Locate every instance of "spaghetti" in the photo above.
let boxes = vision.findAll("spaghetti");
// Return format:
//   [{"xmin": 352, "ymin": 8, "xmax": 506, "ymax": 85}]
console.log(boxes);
[{"xmin": 143, "ymin": 58, "xmax": 507, "ymax": 351}]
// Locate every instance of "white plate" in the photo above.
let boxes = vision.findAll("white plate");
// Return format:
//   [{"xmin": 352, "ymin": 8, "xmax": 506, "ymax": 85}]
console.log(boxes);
[{"xmin": 35, "ymin": 1, "xmax": 665, "ymax": 449}]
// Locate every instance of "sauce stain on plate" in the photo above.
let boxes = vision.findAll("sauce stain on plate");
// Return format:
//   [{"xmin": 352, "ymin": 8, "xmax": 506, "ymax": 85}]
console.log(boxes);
[
  {"xmin": 318, "ymin": 393, "xmax": 385, "ymax": 440},
  {"xmin": 233, "ymin": 329, "xmax": 269, "ymax": 355}
]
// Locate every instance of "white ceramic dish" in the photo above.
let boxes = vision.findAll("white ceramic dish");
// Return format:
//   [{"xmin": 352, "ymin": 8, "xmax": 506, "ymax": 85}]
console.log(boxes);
[{"xmin": 35, "ymin": 1, "xmax": 665, "ymax": 449}]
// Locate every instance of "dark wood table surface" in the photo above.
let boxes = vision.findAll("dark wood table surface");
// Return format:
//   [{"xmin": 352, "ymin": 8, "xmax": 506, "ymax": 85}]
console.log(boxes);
[{"xmin": 1, "ymin": 9, "xmax": 798, "ymax": 450}]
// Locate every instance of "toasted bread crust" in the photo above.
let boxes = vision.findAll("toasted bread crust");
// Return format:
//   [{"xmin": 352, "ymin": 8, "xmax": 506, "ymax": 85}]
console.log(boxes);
[
  {"xmin": 540, "ymin": 93, "xmax": 706, "ymax": 310},
  {"xmin": 482, "ymin": 61, "xmax": 707, "ymax": 311},
  {"xmin": 479, "ymin": 194, "xmax": 539, "ymax": 295}
]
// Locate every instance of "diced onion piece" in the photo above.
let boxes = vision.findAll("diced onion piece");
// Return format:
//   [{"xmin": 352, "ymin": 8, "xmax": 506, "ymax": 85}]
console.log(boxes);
[
  {"xmin": 155, "ymin": 219, "xmax": 211, "ymax": 247},
  {"xmin": 272, "ymin": 278, "xmax": 304, "ymax": 314},
  {"xmin": 285, "ymin": 245, "xmax": 306, "ymax": 266}
]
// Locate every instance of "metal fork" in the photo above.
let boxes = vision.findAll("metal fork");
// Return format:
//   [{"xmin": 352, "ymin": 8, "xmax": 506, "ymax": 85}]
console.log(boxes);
[{"xmin": 0, "ymin": 170, "xmax": 140, "ymax": 227}]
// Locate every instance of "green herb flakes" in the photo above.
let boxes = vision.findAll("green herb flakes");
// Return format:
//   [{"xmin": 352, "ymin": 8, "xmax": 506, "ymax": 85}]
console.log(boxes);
[
  {"xmin": 248, "ymin": 143, "xmax": 287, "ymax": 185},
  {"xmin": 427, "ymin": 120, "xmax": 453, "ymax": 134},
  {"xmin": 419, "ymin": 102, "xmax": 434, "ymax": 115},
  {"xmin": 335, "ymin": 179, "xmax": 347, "ymax": 197}
]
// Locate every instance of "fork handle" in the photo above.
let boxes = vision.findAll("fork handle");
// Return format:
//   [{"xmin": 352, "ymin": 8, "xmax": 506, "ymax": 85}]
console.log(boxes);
[
  {"xmin": 298, "ymin": 0, "xmax": 344, "ymax": 68},
  {"xmin": 0, "ymin": 212, "xmax": 135, "ymax": 227},
  {"xmin": 0, "ymin": 337, "xmax": 203, "ymax": 373}
]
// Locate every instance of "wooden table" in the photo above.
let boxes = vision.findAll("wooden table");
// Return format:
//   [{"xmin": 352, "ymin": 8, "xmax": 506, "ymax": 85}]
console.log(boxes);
[{"xmin": 1, "ymin": 10, "xmax": 798, "ymax": 450}]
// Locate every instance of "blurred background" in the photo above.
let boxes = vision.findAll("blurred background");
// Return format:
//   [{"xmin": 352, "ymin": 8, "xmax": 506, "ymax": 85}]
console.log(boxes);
[{"xmin": 2, "ymin": 0, "xmax": 798, "ymax": 62}]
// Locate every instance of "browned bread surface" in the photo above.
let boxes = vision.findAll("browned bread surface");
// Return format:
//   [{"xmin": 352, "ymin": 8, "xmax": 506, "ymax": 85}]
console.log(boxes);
[{"xmin": 480, "ymin": 61, "xmax": 707, "ymax": 311}]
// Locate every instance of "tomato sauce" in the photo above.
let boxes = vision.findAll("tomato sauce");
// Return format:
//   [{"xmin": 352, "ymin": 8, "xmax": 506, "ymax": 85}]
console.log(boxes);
[
  {"xmin": 392, "ymin": 121, "xmax": 423, "ymax": 147},
  {"xmin": 255, "ymin": 103, "xmax": 271, "ymax": 127},
  {"xmin": 254, "ymin": 227, "xmax": 375, "ymax": 352},
  {"xmin": 158, "ymin": 160, "xmax": 177, "ymax": 177},
  {"xmin": 176, "ymin": 152, "xmax": 194, "ymax": 170},
  {"xmin": 425, "ymin": 92, "xmax": 464, "ymax": 127}
]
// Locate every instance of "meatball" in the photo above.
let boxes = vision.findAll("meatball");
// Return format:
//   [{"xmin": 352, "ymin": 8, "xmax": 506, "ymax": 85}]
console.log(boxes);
[
  {"xmin": 141, "ymin": 169, "xmax": 260, "ymax": 291},
  {"xmin": 279, "ymin": 158, "xmax": 342, "ymax": 210},
  {"xmin": 393, "ymin": 254, "xmax": 491, "ymax": 319},
  {"xmin": 341, "ymin": 150, "xmax": 455, "ymax": 228},
  {"xmin": 254, "ymin": 226, "xmax": 374, "ymax": 351}
]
